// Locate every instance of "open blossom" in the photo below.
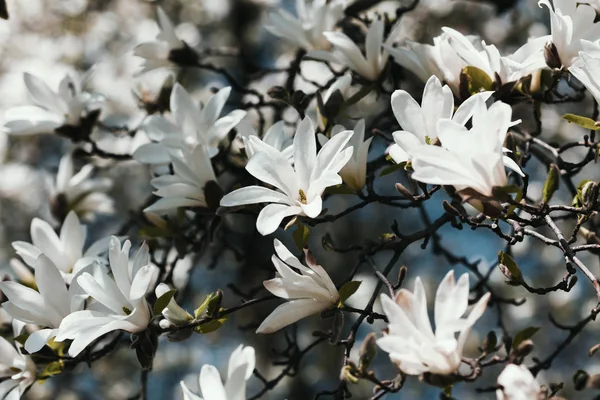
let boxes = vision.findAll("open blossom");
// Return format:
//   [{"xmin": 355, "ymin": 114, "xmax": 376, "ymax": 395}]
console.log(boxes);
[
  {"xmin": 133, "ymin": 84, "xmax": 246, "ymax": 164},
  {"xmin": 319, "ymin": 119, "xmax": 372, "ymax": 190},
  {"xmin": 4, "ymin": 73, "xmax": 103, "ymax": 136},
  {"xmin": 12, "ymin": 211, "xmax": 108, "ymax": 284},
  {"xmin": 155, "ymin": 283, "xmax": 193, "ymax": 329},
  {"xmin": 309, "ymin": 19, "xmax": 392, "ymax": 82},
  {"xmin": 496, "ymin": 364, "xmax": 542, "ymax": 400},
  {"xmin": 220, "ymin": 117, "xmax": 353, "ymax": 235},
  {"xmin": 377, "ymin": 270, "xmax": 490, "ymax": 375},
  {"xmin": 256, "ymin": 239, "xmax": 339, "ymax": 334},
  {"xmin": 134, "ymin": 7, "xmax": 198, "ymax": 73},
  {"xmin": 144, "ymin": 145, "xmax": 220, "ymax": 214},
  {"xmin": 237, "ymin": 120, "xmax": 294, "ymax": 161},
  {"xmin": 570, "ymin": 51, "xmax": 600, "ymax": 104},
  {"xmin": 539, "ymin": 0, "xmax": 600, "ymax": 69},
  {"xmin": 388, "ymin": 75, "xmax": 492, "ymax": 164},
  {"xmin": 51, "ymin": 152, "xmax": 115, "ymax": 221},
  {"xmin": 181, "ymin": 345, "xmax": 255, "ymax": 400},
  {"xmin": 410, "ymin": 101, "xmax": 523, "ymax": 198},
  {"xmin": 0, "ymin": 254, "xmax": 85, "ymax": 353},
  {"xmin": 265, "ymin": 0, "xmax": 345, "ymax": 51},
  {"xmin": 55, "ymin": 237, "xmax": 157, "ymax": 357},
  {"xmin": 0, "ymin": 337, "xmax": 36, "ymax": 399}
]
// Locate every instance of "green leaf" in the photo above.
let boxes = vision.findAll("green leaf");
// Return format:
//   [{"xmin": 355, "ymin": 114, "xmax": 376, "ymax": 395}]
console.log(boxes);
[
  {"xmin": 460, "ymin": 66, "xmax": 494, "ymax": 97},
  {"xmin": 153, "ymin": 289, "xmax": 176, "ymax": 316},
  {"xmin": 379, "ymin": 163, "xmax": 404, "ymax": 177},
  {"xmin": 338, "ymin": 281, "xmax": 362, "ymax": 305},
  {"xmin": 206, "ymin": 290, "xmax": 223, "ymax": 317},
  {"xmin": 38, "ymin": 360, "xmax": 64, "ymax": 380},
  {"xmin": 13, "ymin": 333, "xmax": 29, "ymax": 346},
  {"xmin": 326, "ymin": 184, "xmax": 356, "ymax": 195},
  {"xmin": 498, "ymin": 251, "xmax": 523, "ymax": 282},
  {"xmin": 292, "ymin": 223, "xmax": 310, "ymax": 252},
  {"xmin": 195, "ymin": 314, "xmax": 228, "ymax": 334},
  {"xmin": 194, "ymin": 295, "xmax": 211, "ymax": 319},
  {"xmin": 563, "ymin": 113, "xmax": 600, "ymax": 130},
  {"xmin": 512, "ymin": 326, "xmax": 540, "ymax": 350},
  {"xmin": 542, "ymin": 164, "xmax": 560, "ymax": 204}
]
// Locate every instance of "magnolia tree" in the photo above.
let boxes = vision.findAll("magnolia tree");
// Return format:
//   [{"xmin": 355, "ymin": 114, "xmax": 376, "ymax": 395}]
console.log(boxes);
[{"xmin": 3, "ymin": 0, "xmax": 600, "ymax": 399}]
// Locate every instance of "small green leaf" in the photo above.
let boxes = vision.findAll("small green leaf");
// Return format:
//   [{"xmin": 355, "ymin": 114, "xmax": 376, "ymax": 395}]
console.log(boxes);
[
  {"xmin": 512, "ymin": 326, "xmax": 540, "ymax": 350},
  {"xmin": 194, "ymin": 295, "xmax": 211, "ymax": 319},
  {"xmin": 13, "ymin": 333, "xmax": 29, "ymax": 346},
  {"xmin": 153, "ymin": 289, "xmax": 176, "ymax": 316},
  {"xmin": 460, "ymin": 66, "xmax": 494, "ymax": 98},
  {"xmin": 206, "ymin": 290, "xmax": 223, "ymax": 317},
  {"xmin": 38, "ymin": 360, "xmax": 64, "ymax": 380},
  {"xmin": 338, "ymin": 281, "xmax": 362, "ymax": 305},
  {"xmin": 563, "ymin": 114, "xmax": 600, "ymax": 130},
  {"xmin": 326, "ymin": 184, "xmax": 356, "ymax": 195},
  {"xmin": 542, "ymin": 164, "xmax": 560, "ymax": 204},
  {"xmin": 195, "ymin": 314, "xmax": 228, "ymax": 334},
  {"xmin": 498, "ymin": 251, "xmax": 523, "ymax": 282},
  {"xmin": 379, "ymin": 163, "xmax": 404, "ymax": 177},
  {"xmin": 292, "ymin": 223, "xmax": 310, "ymax": 252}
]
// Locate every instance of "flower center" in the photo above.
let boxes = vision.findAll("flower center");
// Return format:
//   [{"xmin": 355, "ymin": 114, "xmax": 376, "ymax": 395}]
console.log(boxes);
[
  {"xmin": 298, "ymin": 189, "xmax": 307, "ymax": 204},
  {"xmin": 122, "ymin": 306, "xmax": 132, "ymax": 315}
]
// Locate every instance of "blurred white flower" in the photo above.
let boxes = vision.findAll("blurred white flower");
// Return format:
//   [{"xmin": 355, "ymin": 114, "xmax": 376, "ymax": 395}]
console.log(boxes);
[
  {"xmin": 56, "ymin": 237, "xmax": 156, "ymax": 357},
  {"xmin": 144, "ymin": 145, "xmax": 220, "ymax": 214},
  {"xmin": 12, "ymin": 211, "xmax": 108, "ymax": 284},
  {"xmin": 155, "ymin": 283, "xmax": 192, "ymax": 329},
  {"xmin": 539, "ymin": 0, "xmax": 600, "ymax": 68},
  {"xmin": 3, "ymin": 73, "xmax": 103, "ymax": 136},
  {"xmin": 0, "ymin": 254, "xmax": 85, "ymax": 353},
  {"xmin": 570, "ymin": 51, "xmax": 600, "ymax": 104},
  {"xmin": 134, "ymin": 7, "xmax": 197, "ymax": 74},
  {"xmin": 133, "ymin": 84, "xmax": 246, "ymax": 164},
  {"xmin": 0, "ymin": 336, "xmax": 36, "ymax": 399},
  {"xmin": 220, "ymin": 117, "xmax": 353, "ymax": 235},
  {"xmin": 180, "ymin": 344, "xmax": 255, "ymax": 400},
  {"xmin": 377, "ymin": 270, "xmax": 490, "ymax": 375},
  {"xmin": 319, "ymin": 119, "xmax": 371, "ymax": 190},
  {"xmin": 388, "ymin": 75, "xmax": 492, "ymax": 164},
  {"xmin": 266, "ymin": 0, "xmax": 345, "ymax": 51},
  {"xmin": 50, "ymin": 152, "xmax": 115, "ymax": 220},
  {"xmin": 237, "ymin": 120, "xmax": 294, "ymax": 161},
  {"xmin": 496, "ymin": 364, "xmax": 541, "ymax": 400},
  {"xmin": 256, "ymin": 239, "xmax": 339, "ymax": 334},
  {"xmin": 309, "ymin": 19, "xmax": 392, "ymax": 81}
]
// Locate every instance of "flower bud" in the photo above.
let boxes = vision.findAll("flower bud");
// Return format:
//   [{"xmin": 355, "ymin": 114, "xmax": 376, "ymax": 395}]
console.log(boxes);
[{"xmin": 544, "ymin": 42, "xmax": 562, "ymax": 69}]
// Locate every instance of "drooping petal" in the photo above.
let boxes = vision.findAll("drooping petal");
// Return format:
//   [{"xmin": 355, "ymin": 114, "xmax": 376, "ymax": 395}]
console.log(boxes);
[{"xmin": 255, "ymin": 298, "xmax": 326, "ymax": 334}]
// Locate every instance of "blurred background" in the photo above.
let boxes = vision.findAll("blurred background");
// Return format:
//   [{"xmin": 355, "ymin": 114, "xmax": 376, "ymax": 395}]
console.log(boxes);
[{"xmin": 0, "ymin": 0, "xmax": 599, "ymax": 399}]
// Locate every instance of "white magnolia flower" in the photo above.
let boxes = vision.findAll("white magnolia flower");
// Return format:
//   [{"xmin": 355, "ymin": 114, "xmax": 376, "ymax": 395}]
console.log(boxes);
[
  {"xmin": 55, "ymin": 237, "xmax": 156, "ymax": 357},
  {"xmin": 220, "ymin": 117, "xmax": 353, "ymax": 235},
  {"xmin": 388, "ymin": 75, "xmax": 492, "ymax": 163},
  {"xmin": 0, "ymin": 254, "xmax": 85, "ymax": 353},
  {"xmin": 180, "ymin": 344, "xmax": 255, "ymax": 400},
  {"xmin": 256, "ymin": 239, "xmax": 339, "ymax": 334},
  {"xmin": 4, "ymin": 73, "xmax": 103, "ymax": 136},
  {"xmin": 134, "ymin": 7, "xmax": 196, "ymax": 73},
  {"xmin": 266, "ymin": 0, "xmax": 345, "ymax": 51},
  {"xmin": 309, "ymin": 19, "xmax": 392, "ymax": 81},
  {"xmin": 496, "ymin": 364, "xmax": 542, "ymax": 400},
  {"xmin": 570, "ymin": 51, "xmax": 600, "ymax": 104},
  {"xmin": 410, "ymin": 101, "xmax": 522, "ymax": 197},
  {"xmin": 51, "ymin": 152, "xmax": 115, "ymax": 221},
  {"xmin": 539, "ymin": 0, "xmax": 600, "ymax": 68},
  {"xmin": 12, "ymin": 211, "xmax": 108, "ymax": 284},
  {"xmin": 0, "ymin": 337, "xmax": 36, "ymax": 399},
  {"xmin": 319, "ymin": 119, "xmax": 372, "ymax": 190},
  {"xmin": 377, "ymin": 270, "xmax": 490, "ymax": 375},
  {"xmin": 237, "ymin": 120, "xmax": 294, "ymax": 161},
  {"xmin": 144, "ymin": 145, "xmax": 219, "ymax": 214},
  {"xmin": 155, "ymin": 283, "xmax": 192, "ymax": 329},
  {"xmin": 133, "ymin": 84, "xmax": 246, "ymax": 164}
]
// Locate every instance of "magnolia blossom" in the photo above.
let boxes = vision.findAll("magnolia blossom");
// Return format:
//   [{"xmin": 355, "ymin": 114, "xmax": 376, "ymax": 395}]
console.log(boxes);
[
  {"xmin": 133, "ymin": 84, "xmax": 246, "ymax": 164},
  {"xmin": 220, "ymin": 117, "xmax": 353, "ymax": 235},
  {"xmin": 55, "ymin": 237, "xmax": 156, "ymax": 357},
  {"xmin": 539, "ymin": 0, "xmax": 600, "ymax": 68},
  {"xmin": 12, "ymin": 211, "xmax": 107, "ymax": 284},
  {"xmin": 237, "ymin": 120, "xmax": 294, "ymax": 161},
  {"xmin": 155, "ymin": 283, "xmax": 192, "ymax": 329},
  {"xmin": 266, "ymin": 0, "xmax": 345, "ymax": 51},
  {"xmin": 570, "ymin": 51, "xmax": 600, "ymax": 104},
  {"xmin": 496, "ymin": 364, "xmax": 542, "ymax": 400},
  {"xmin": 134, "ymin": 7, "xmax": 196, "ymax": 73},
  {"xmin": 51, "ymin": 152, "xmax": 115, "ymax": 221},
  {"xmin": 144, "ymin": 145, "xmax": 220, "ymax": 213},
  {"xmin": 309, "ymin": 19, "xmax": 392, "ymax": 81},
  {"xmin": 4, "ymin": 73, "xmax": 103, "ymax": 136},
  {"xmin": 0, "ymin": 254, "xmax": 85, "ymax": 353},
  {"xmin": 388, "ymin": 75, "xmax": 492, "ymax": 163},
  {"xmin": 377, "ymin": 270, "xmax": 490, "ymax": 375},
  {"xmin": 180, "ymin": 345, "xmax": 255, "ymax": 400},
  {"xmin": 0, "ymin": 337, "xmax": 36, "ymax": 399},
  {"xmin": 319, "ymin": 120, "xmax": 372, "ymax": 190},
  {"xmin": 256, "ymin": 239, "xmax": 339, "ymax": 334},
  {"xmin": 410, "ymin": 101, "xmax": 522, "ymax": 198}
]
